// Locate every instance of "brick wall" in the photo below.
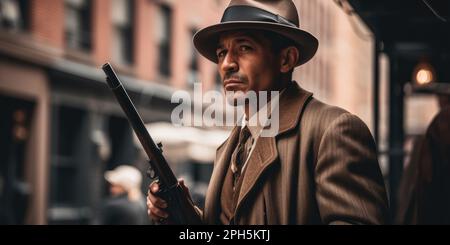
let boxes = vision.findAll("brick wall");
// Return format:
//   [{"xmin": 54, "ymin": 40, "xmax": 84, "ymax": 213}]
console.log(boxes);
[{"xmin": 30, "ymin": 0, "xmax": 65, "ymax": 49}]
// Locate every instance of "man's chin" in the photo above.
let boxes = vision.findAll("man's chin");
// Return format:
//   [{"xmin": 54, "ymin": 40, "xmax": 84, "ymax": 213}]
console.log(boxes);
[
  {"xmin": 226, "ymin": 98, "xmax": 245, "ymax": 107},
  {"xmin": 225, "ymin": 92, "xmax": 247, "ymax": 107}
]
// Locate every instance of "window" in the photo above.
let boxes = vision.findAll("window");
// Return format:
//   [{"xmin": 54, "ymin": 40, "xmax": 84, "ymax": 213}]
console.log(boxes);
[
  {"xmin": 156, "ymin": 4, "xmax": 172, "ymax": 76},
  {"xmin": 112, "ymin": 0, "xmax": 134, "ymax": 65},
  {"xmin": 49, "ymin": 105, "xmax": 90, "ymax": 224},
  {"xmin": 65, "ymin": 0, "xmax": 92, "ymax": 51},
  {"xmin": 50, "ymin": 106, "xmax": 86, "ymax": 206},
  {"xmin": 0, "ymin": 95, "xmax": 34, "ymax": 225},
  {"xmin": 0, "ymin": 0, "xmax": 29, "ymax": 31},
  {"xmin": 48, "ymin": 104, "xmax": 140, "ymax": 224},
  {"xmin": 188, "ymin": 29, "xmax": 199, "ymax": 88}
]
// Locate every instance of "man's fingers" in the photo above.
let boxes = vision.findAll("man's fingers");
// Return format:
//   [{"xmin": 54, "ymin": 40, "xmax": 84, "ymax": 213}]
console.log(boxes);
[
  {"xmin": 147, "ymin": 191, "xmax": 168, "ymax": 208},
  {"xmin": 147, "ymin": 181, "xmax": 168, "ymax": 208},
  {"xmin": 148, "ymin": 204, "xmax": 169, "ymax": 219},
  {"xmin": 178, "ymin": 178, "xmax": 189, "ymax": 191},
  {"xmin": 147, "ymin": 197, "xmax": 169, "ymax": 220},
  {"xmin": 178, "ymin": 178, "xmax": 190, "ymax": 196},
  {"xmin": 148, "ymin": 209, "xmax": 167, "ymax": 221},
  {"xmin": 149, "ymin": 181, "xmax": 160, "ymax": 194},
  {"xmin": 154, "ymin": 207, "xmax": 169, "ymax": 219}
]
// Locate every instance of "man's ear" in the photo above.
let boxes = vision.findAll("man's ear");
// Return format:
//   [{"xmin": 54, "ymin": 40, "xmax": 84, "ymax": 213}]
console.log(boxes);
[{"xmin": 280, "ymin": 46, "xmax": 299, "ymax": 73}]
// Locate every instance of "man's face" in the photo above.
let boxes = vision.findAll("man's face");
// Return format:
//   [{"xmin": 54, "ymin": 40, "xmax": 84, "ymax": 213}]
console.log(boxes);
[
  {"xmin": 216, "ymin": 31, "xmax": 281, "ymax": 104},
  {"xmin": 110, "ymin": 183, "xmax": 126, "ymax": 196}
]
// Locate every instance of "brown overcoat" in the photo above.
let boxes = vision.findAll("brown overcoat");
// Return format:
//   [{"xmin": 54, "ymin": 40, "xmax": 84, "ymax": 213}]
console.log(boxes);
[{"xmin": 203, "ymin": 81, "xmax": 389, "ymax": 224}]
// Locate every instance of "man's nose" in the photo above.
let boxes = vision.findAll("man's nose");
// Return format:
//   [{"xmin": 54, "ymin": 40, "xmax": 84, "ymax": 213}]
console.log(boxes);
[{"xmin": 221, "ymin": 51, "xmax": 238, "ymax": 73}]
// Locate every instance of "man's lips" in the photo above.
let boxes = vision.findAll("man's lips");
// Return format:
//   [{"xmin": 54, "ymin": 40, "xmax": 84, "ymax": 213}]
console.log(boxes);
[{"xmin": 224, "ymin": 79, "xmax": 244, "ymax": 90}]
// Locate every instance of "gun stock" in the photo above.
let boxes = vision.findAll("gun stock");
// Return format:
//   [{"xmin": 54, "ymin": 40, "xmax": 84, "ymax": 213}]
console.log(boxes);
[{"xmin": 102, "ymin": 63, "xmax": 202, "ymax": 225}]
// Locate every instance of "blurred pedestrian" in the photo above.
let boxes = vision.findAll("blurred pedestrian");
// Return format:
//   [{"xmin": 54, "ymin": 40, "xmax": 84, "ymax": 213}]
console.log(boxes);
[
  {"xmin": 396, "ymin": 93, "xmax": 450, "ymax": 224},
  {"xmin": 99, "ymin": 165, "xmax": 148, "ymax": 225}
]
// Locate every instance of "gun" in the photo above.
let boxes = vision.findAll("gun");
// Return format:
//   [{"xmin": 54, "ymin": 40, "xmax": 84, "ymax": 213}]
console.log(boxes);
[{"xmin": 102, "ymin": 63, "xmax": 202, "ymax": 225}]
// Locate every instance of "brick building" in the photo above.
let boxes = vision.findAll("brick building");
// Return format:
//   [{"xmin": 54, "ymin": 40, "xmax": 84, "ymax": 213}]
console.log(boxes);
[{"xmin": 0, "ymin": 0, "xmax": 225, "ymax": 225}]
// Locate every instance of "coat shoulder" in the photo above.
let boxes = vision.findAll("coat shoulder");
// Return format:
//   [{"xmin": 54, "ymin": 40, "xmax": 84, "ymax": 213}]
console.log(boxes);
[
  {"xmin": 298, "ymin": 97, "xmax": 374, "ymax": 154},
  {"xmin": 301, "ymin": 97, "xmax": 351, "ymax": 133}
]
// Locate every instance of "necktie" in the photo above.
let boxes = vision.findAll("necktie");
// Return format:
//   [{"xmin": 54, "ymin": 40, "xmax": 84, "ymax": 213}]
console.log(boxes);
[{"xmin": 231, "ymin": 126, "xmax": 251, "ymax": 187}]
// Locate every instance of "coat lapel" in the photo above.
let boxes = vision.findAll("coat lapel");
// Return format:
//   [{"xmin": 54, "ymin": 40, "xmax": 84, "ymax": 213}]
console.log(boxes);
[
  {"xmin": 235, "ymin": 135, "xmax": 278, "ymax": 213},
  {"xmin": 234, "ymin": 81, "xmax": 313, "ymax": 218}
]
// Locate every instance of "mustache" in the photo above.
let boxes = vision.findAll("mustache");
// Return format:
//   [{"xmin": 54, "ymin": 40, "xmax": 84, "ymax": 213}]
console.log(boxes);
[{"xmin": 223, "ymin": 72, "xmax": 248, "ymax": 83}]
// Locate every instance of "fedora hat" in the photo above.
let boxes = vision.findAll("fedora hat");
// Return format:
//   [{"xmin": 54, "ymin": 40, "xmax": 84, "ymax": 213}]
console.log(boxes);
[{"xmin": 193, "ymin": 0, "xmax": 318, "ymax": 66}]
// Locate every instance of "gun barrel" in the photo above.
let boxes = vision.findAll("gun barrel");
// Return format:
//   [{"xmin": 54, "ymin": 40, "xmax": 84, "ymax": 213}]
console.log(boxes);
[
  {"xmin": 102, "ymin": 63, "xmax": 178, "ymax": 187},
  {"xmin": 102, "ymin": 63, "xmax": 121, "ymax": 88},
  {"xmin": 102, "ymin": 63, "xmax": 202, "ymax": 224}
]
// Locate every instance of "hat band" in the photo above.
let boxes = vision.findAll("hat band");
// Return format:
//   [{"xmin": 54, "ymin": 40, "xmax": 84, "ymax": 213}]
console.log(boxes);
[{"xmin": 220, "ymin": 5, "xmax": 298, "ymax": 28}]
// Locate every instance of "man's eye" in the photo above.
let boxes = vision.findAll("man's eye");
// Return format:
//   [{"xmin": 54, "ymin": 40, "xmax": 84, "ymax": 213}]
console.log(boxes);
[
  {"xmin": 239, "ymin": 45, "xmax": 252, "ymax": 52},
  {"xmin": 217, "ymin": 50, "xmax": 226, "ymax": 58}
]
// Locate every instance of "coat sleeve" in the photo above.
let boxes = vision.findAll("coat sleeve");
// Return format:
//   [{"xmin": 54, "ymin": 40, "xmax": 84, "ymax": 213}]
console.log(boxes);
[{"xmin": 314, "ymin": 112, "xmax": 390, "ymax": 225}]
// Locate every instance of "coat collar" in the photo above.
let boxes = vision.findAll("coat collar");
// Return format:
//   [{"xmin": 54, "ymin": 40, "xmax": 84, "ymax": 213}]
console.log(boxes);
[
  {"xmin": 204, "ymin": 81, "xmax": 313, "ymax": 224},
  {"xmin": 277, "ymin": 81, "xmax": 313, "ymax": 135}
]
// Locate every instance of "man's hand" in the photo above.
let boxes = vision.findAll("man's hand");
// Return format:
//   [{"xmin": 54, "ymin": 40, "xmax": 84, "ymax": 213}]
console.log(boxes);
[{"xmin": 146, "ymin": 179, "xmax": 192, "ymax": 224}]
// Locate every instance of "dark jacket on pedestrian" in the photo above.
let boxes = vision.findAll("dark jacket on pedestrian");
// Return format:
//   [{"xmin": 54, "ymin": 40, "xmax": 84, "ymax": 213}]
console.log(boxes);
[
  {"xmin": 100, "ymin": 193, "xmax": 147, "ymax": 225},
  {"xmin": 396, "ymin": 106, "xmax": 450, "ymax": 224}
]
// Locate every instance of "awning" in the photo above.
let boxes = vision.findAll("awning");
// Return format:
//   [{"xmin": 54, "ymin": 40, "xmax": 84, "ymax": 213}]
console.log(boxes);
[{"xmin": 134, "ymin": 122, "xmax": 231, "ymax": 164}]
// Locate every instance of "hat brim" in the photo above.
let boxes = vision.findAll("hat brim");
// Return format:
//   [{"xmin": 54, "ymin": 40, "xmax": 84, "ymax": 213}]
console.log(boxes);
[{"xmin": 193, "ymin": 21, "xmax": 319, "ymax": 66}]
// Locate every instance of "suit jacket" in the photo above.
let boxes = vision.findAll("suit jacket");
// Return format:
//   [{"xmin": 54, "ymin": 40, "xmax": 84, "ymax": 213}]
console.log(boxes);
[{"xmin": 203, "ymin": 81, "xmax": 389, "ymax": 224}]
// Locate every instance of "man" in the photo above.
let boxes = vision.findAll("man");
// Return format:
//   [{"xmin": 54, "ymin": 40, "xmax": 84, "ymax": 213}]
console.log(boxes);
[
  {"xmin": 396, "ymin": 93, "xmax": 450, "ymax": 224},
  {"xmin": 99, "ymin": 165, "xmax": 148, "ymax": 225},
  {"xmin": 147, "ymin": 0, "xmax": 389, "ymax": 225}
]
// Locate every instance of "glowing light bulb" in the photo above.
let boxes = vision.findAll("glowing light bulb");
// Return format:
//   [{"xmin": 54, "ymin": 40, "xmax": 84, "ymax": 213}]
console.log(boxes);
[{"xmin": 416, "ymin": 69, "xmax": 433, "ymax": 85}]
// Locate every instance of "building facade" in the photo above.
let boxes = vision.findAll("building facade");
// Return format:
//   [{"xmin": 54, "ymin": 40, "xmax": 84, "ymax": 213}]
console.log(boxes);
[{"xmin": 0, "ymin": 0, "xmax": 224, "ymax": 225}]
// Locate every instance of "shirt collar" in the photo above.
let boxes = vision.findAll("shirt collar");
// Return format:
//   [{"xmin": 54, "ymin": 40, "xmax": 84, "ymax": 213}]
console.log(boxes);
[{"xmin": 240, "ymin": 85, "xmax": 288, "ymax": 139}]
